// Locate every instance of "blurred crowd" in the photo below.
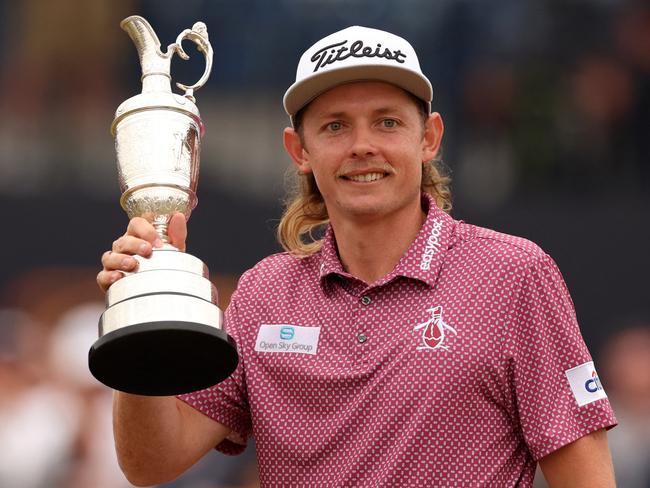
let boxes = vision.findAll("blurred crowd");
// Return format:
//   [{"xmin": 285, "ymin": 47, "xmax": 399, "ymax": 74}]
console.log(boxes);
[
  {"xmin": 0, "ymin": 0, "xmax": 649, "ymax": 486},
  {"xmin": 0, "ymin": 268, "xmax": 259, "ymax": 488},
  {"xmin": 447, "ymin": 0, "xmax": 650, "ymax": 209}
]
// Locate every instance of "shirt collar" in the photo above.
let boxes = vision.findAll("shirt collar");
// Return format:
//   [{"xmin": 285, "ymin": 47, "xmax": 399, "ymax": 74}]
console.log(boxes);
[
  {"xmin": 318, "ymin": 225, "xmax": 347, "ymax": 279},
  {"xmin": 388, "ymin": 192, "xmax": 455, "ymax": 287},
  {"xmin": 318, "ymin": 192, "xmax": 456, "ymax": 289}
]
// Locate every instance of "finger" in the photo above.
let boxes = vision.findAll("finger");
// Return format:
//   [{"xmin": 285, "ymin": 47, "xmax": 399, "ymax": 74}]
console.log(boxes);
[
  {"xmin": 126, "ymin": 217, "xmax": 161, "ymax": 246},
  {"xmin": 102, "ymin": 250, "xmax": 139, "ymax": 272},
  {"xmin": 96, "ymin": 269, "xmax": 124, "ymax": 293},
  {"xmin": 112, "ymin": 235, "xmax": 153, "ymax": 257},
  {"xmin": 168, "ymin": 212, "xmax": 188, "ymax": 252}
]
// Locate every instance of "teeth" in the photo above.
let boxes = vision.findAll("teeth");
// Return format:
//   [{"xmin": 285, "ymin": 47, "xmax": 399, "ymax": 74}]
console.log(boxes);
[{"xmin": 346, "ymin": 172, "xmax": 386, "ymax": 182}]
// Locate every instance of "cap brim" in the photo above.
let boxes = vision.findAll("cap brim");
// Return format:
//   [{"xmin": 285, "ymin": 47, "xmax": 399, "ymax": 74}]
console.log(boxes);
[{"xmin": 283, "ymin": 64, "xmax": 433, "ymax": 117}]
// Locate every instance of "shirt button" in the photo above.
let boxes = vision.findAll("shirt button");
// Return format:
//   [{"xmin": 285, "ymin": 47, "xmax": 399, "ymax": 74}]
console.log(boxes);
[
  {"xmin": 360, "ymin": 295, "xmax": 371, "ymax": 305},
  {"xmin": 357, "ymin": 333, "xmax": 368, "ymax": 343}
]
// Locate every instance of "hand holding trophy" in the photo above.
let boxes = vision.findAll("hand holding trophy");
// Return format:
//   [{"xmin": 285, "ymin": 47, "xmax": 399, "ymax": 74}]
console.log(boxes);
[{"xmin": 89, "ymin": 16, "xmax": 238, "ymax": 396}]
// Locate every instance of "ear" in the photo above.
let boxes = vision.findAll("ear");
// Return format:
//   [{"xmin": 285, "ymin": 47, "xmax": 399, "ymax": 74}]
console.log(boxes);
[
  {"xmin": 283, "ymin": 127, "xmax": 312, "ymax": 174},
  {"xmin": 421, "ymin": 112, "xmax": 444, "ymax": 163}
]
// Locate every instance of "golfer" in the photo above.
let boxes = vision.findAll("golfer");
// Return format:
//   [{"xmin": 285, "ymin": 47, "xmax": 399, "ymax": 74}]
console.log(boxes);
[{"xmin": 98, "ymin": 26, "xmax": 617, "ymax": 487}]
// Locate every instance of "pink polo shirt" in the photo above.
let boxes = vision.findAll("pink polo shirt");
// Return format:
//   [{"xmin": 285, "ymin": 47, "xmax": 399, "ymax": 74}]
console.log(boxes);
[{"xmin": 180, "ymin": 193, "xmax": 616, "ymax": 487}]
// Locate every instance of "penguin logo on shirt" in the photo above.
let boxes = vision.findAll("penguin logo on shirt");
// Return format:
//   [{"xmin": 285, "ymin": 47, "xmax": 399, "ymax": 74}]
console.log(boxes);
[{"xmin": 414, "ymin": 306, "xmax": 457, "ymax": 351}]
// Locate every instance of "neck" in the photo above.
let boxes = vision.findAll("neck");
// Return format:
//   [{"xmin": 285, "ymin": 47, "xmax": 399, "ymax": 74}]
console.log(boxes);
[{"xmin": 330, "ymin": 199, "xmax": 426, "ymax": 284}]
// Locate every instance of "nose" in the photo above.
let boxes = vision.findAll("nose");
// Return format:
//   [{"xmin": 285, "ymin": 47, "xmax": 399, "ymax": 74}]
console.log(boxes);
[{"xmin": 349, "ymin": 125, "xmax": 377, "ymax": 159}]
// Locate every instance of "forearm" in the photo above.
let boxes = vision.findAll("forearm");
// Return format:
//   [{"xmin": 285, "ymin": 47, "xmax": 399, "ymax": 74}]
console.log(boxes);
[
  {"xmin": 112, "ymin": 392, "xmax": 192, "ymax": 486},
  {"xmin": 539, "ymin": 429, "xmax": 616, "ymax": 488}
]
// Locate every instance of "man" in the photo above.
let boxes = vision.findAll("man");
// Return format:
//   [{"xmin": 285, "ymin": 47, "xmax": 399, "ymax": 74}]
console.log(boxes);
[{"xmin": 97, "ymin": 26, "xmax": 617, "ymax": 487}]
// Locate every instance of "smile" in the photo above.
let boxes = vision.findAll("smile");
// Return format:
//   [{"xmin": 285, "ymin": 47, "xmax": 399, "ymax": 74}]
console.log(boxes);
[{"xmin": 342, "ymin": 172, "xmax": 388, "ymax": 183}]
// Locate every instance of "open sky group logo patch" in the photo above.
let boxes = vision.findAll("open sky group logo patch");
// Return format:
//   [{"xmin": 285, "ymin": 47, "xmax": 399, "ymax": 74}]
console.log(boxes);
[
  {"xmin": 255, "ymin": 324, "xmax": 321, "ymax": 355},
  {"xmin": 414, "ymin": 305, "xmax": 457, "ymax": 351}
]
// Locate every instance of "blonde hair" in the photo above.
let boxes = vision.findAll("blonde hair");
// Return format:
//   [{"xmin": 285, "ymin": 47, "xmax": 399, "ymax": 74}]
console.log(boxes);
[{"xmin": 276, "ymin": 159, "xmax": 452, "ymax": 256}]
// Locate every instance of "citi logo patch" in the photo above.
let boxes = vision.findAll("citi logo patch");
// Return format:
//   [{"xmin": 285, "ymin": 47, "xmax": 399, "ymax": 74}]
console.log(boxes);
[
  {"xmin": 565, "ymin": 361, "xmax": 608, "ymax": 406},
  {"xmin": 413, "ymin": 305, "xmax": 456, "ymax": 351}
]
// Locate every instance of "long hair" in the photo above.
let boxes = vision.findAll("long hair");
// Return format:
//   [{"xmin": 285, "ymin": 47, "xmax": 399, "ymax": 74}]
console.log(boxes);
[{"xmin": 276, "ymin": 158, "xmax": 452, "ymax": 256}]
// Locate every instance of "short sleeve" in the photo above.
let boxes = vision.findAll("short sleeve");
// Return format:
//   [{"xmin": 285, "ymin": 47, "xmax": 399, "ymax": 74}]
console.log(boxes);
[
  {"xmin": 503, "ymin": 253, "xmax": 617, "ymax": 460},
  {"xmin": 178, "ymin": 289, "xmax": 252, "ymax": 455}
]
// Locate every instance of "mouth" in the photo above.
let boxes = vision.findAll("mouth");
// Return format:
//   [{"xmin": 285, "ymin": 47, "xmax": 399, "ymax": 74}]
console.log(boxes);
[
  {"xmin": 337, "ymin": 161, "xmax": 396, "ymax": 184},
  {"xmin": 341, "ymin": 171, "xmax": 389, "ymax": 183}
]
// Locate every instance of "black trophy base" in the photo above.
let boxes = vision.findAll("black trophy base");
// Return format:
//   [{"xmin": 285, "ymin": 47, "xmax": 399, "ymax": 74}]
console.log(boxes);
[{"xmin": 88, "ymin": 321, "xmax": 238, "ymax": 396}]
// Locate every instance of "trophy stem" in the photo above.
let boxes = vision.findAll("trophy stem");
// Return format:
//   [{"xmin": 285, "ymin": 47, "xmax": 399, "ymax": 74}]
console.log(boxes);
[{"xmin": 154, "ymin": 222, "xmax": 170, "ymax": 243}]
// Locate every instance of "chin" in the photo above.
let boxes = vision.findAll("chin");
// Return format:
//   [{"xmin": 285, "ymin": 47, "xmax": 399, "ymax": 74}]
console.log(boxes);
[{"xmin": 340, "ymin": 200, "xmax": 393, "ymax": 219}]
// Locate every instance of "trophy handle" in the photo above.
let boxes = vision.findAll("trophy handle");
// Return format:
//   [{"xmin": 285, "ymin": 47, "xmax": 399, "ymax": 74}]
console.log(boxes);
[{"xmin": 170, "ymin": 22, "xmax": 214, "ymax": 103}]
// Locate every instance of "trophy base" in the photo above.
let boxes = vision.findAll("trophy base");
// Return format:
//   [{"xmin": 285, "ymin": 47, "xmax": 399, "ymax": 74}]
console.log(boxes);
[{"xmin": 88, "ymin": 321, "xmax": 238, "ymax": 396}]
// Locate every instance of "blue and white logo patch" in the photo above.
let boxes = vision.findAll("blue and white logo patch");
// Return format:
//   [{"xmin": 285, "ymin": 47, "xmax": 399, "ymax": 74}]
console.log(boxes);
[
  {"xmin": 255, "ymin": 324, "xmax": 321, "ymax": 355},
  {"xmin": 565, "ymin": 361, "xmax": 608, "ymax": 407}
]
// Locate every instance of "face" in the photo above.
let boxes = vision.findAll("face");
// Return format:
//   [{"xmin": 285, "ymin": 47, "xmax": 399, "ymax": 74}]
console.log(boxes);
[{"xmin": 284, "ymin": 81, "xmax": 443, "ymax": 224}]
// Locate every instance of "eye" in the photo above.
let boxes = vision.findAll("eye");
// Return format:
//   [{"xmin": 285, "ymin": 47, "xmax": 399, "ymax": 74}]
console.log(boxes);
[
  {"xmin": 327, "ymin": 121, "xmax": 343, "ymax": 131},
  {"xmin": 381, "ymin": 118, "xmax": 398, "ymax": 128}
]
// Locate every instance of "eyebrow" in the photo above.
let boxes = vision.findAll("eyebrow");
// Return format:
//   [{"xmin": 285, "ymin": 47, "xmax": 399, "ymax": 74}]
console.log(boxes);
[
  {"xmin": 315, "ymin": 106, "xmax": 405, "ymax": 120},
  {"xmin": 373, "ymin": 106, "xmax": 403, "ymax": 116}
]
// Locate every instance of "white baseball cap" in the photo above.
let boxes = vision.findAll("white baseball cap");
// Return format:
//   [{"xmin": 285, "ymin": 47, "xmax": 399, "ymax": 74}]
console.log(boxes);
[{"xmin": 283, "ymin": 25, "xmax": 433, "ymax": 122}]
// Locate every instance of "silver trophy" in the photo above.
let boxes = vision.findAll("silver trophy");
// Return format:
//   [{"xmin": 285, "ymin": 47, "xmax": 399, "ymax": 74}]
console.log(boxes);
[{"xmin": 88, "ymin": 16, "xmax": 238, "ymax": 396}]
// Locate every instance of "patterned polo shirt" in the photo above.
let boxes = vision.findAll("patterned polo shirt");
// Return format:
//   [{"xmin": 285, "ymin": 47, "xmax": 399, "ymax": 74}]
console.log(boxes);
[{"xmin": 180, "ymin": 192, "xmax": 616, "ymax": 487}]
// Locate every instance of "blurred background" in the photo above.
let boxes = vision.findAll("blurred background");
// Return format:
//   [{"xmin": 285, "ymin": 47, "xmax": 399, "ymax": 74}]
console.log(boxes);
[{"xmin": 0, "ymin": 0, "xmax": 648, "ymax": 487}]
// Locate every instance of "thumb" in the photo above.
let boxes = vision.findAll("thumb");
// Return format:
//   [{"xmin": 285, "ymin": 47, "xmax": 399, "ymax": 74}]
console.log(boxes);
[{"xmin": 168, "ymin": 212, "xmax": 188, "ymax": 252}]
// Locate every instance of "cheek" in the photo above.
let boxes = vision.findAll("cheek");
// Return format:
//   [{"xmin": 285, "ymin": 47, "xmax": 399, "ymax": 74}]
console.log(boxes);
[
  {"xmin": 409, "ymin": 163, "xmax": 424, "ymax": 186},
  {"xmin": 306, "ymin": 161, "xmax": 332, "ymax": 192},
  {"xmin": 310, "ymin": 171, "xmax": 337, "ymax": 200}
]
